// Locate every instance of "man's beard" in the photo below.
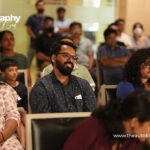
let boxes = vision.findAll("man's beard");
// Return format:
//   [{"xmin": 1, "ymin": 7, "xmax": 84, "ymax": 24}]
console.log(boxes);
[{"xmin": 56, "ymin": 61, "xmax": 74, "ymax": 76}]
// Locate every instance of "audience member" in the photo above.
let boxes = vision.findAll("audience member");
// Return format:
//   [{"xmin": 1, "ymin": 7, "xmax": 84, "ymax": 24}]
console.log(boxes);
[
  {"xmin": 130, "ymin": 22, "xmax": 150, "ymax": 51},
  {"xmin": 54, "ymin": 7, "xmax": 71, "ymax": 36},
  {"xmin": 30, "ymin": 38, "xmax": 96, "ymax": 113},
  {"xmin": 69, "ymin": 22, "xmax": 94, "ymax": 71},
  {"xmin": 117, "ymin": 48, "xmax": 150, "ymax": 100},
  {"xmin": 115, "ymin": 19, "xmax": 132, "ymax": 48},
  {"xmin": 0, "ymin": 82, "xmax": 24, "ymax": 149},
  {"xmin": 107, "ymin": 22, "xmax": 126, "ymax": 47},
  {"xmin": 42, "ymin": 63, "xmax": 96, "ymax": 91},
  {"xmin": 0, "ymin": 30, "xmax": 32, "ymax": 87},
  {"xmin": 36, "ymin": 16, "xmax": 62, "ymax": 71},
  {"xmin": 25, "ymin": 0, "xmax": 47, "ymax": 67},
  {"xmin": 97, "ymin": 28, "xmax": 129, "ymax": 84},
  {"xmin": 0, "ymin": 58, "xmax": 28, "ymax": 111},
  {"xmin": 63, "ymin": 90, "xmax": 150, "ymax": 150}
]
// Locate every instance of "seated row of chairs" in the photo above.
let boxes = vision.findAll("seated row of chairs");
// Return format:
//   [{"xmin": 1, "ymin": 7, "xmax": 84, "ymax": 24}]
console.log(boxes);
[
  {"xmin": 26, "ymin": 112, "xmax": 91, "ymax": 150},
  {"xmin": 25, "ymin": 84, "xmax": 117, "ymax": 149}
]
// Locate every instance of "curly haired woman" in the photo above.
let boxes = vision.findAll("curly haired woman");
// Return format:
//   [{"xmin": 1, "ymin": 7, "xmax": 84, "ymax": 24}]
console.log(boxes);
[{"xmin": 117, "ymin": 48, "xmax": 150, "ymax": 100}]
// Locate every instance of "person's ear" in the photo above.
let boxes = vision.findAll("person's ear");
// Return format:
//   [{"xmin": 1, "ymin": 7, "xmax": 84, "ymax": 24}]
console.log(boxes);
[
  {"xmin": 130, "ymin": 117, "xmax": 139, "ymax": 132},
  {"xmin": 0, "ymin": 71, "xmax": 5, "ymax": 77},
  {"xmin": 51, "ymin": 54, "xmax": 56, "ymax": 64}
]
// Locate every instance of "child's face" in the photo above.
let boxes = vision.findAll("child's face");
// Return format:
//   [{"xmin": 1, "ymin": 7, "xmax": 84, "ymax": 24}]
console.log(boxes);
[{"xmin": 4, "ymin": 66, "xmax": 18, "ymax": 81}]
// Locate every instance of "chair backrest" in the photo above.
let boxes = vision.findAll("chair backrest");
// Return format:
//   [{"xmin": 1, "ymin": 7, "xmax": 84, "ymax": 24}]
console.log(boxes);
[
  {"xmin": 17, "ymin": 69, "xmax": 28, "ymax": 87},
  {"xmin": 42, "ymin": 64, "xmax": 96, "ymax": 91},
  {"xmin": 26, "ymin": 112, "xmax": 91, "ymax": 150},
  {"xmin": 98, "ymin": 84, "xmax": 117, "ymax": 106}
]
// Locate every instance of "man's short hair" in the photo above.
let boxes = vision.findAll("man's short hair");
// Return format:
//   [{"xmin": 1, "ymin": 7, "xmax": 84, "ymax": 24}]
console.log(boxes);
[
  {"xmin": 49, "ymin": 38, "xmax": 77, "ymax": 57},
  {"xmin": 57, "ymin": 7, "xmax": 66, "ymax": 13},
  {"xmin": 115, "ymin": 18, "xmax": 125, "ymax": 25},
  {"xmin": 44, "ymin": 16, "xmax": 54, "ymax": 22},
  {"xmin": 103, "ymin": 28, "xmax": 117, "ymax": 39},
  {"xmin": 69, "ymin": 22, "xmax": 82, "ymax": 29},
  {"xmin": 35, "ymin": 0, "xmax": 44, "ymax": 6},
  {"xmin": 0, "ymin": 58, "xmax": 18, "ymax": 72}
]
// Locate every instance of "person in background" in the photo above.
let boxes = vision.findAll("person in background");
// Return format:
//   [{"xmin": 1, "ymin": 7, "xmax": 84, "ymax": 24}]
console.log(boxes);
[
  {"xmin": 117, "ymin": 48, "xmax": 150, "ymax": 100},
  {"xmin": 0, "ymin": 82, "xmax": 24, "ymax": 149},
  {"xmin": 36, "ymin": 16, "xmax": 62, "ymax": 71},
  {"xmin": 97, "ymin": 28, "xmax": 129, "ymax": 84},
  {"xmin": 130, "ymin": 22, "xmax": 150, "ymax": 51},
  {"xmin": 25, "ymin": 0, "xmax": 47, "ymax": 67},
  {"xmin": 69, "ymin": 22, "xmax": 94, "ymax": 71},
  {"xmin": 54, "ymin": 7, "xmax": 72, "ymax": 36},
  {"xmin": 115, "ymin": 19, "xmax": 132, "ymax": 48},
  {"xmin": 0, "ymin": 30, "xmax": 32, "ymax": 87},
  {"xmin": 30, "ymin": 38, "xmax": 96, "ymax": 113},
  {"xmin": 63, "ymin": 90, "xmax": 150, "ymax": 150},
  {"xmin": 107, "ymin": 22, "xmax": 126, "ymax": 47}
]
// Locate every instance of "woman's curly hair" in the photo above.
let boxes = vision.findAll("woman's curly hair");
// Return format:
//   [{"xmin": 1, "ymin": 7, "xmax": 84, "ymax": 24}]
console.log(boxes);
[{"xmin": 124, "ymin": 48, "xmax": 150, "ymax": 87}]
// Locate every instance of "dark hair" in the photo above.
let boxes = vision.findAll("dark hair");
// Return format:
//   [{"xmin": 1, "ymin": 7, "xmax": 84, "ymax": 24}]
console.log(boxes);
[
  {"xmin": 35, "ymin": 0, "xmax": 44, "ymax": 6},
  {"xmin": 0, "ymin": 58, "xmax": 18, "ymax": 72},
  {"xmin": 107, "ymin": 22, "xmax": 116, "ymax": 29},
  {"xmin": 92, "ymin": 90, "xmax": 150, "ymax": 138},
  {"xmin": 115, "ymin": 18, "xmax": 125, "ymax": 25},
  {"xmin": 49, "ymin": 37, "xmax": 77, "ymax": 57},
  {"xmin": 69, "ymin": 22, "xmax": 82, "ymax": 29},
  {"xmin": 132, "ymin": 22, "xmax": 144, "ymax": 31},
  {"xmin": 44, "ymin": 16, "xmax": 54, "ymax": 22},
  {"xmin": 57, "ymin": 7, "xmax": 66, "ymax": 13},
  {"xmin": 0, "ymin": 30, "xmax": 14, "ymax": 41},
  {"xmin": 124, "ymin": 48, "xmax": 150, "ymax": 87},
  {"xmin": 103, "ymin": 28, "xmax": 117, "ymax": 39}
]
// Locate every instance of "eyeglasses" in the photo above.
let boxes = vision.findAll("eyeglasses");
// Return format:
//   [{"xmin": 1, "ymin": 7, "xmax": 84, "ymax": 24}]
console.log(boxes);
[{"xmin": 56, "ymin": 52, "xmax": 78, "ymax": 61}]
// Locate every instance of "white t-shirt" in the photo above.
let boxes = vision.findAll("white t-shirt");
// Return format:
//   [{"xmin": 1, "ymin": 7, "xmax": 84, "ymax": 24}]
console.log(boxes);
[
  {"xmin": 117, "ymin": 32, "xmax": 132, "ymax": 48},
  {"xmin": 54, "ymin": 18, "xmax": 72, "ymax": 31}
]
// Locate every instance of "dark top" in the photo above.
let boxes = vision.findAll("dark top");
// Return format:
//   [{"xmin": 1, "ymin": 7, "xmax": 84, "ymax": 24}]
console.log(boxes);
[
  {"xmin": 13, "ymin": 82, "xmax": 28, "ymax": 111},
  {"xmin": 36, "ymin": 32, "xmax": 62, "ymax": 66},
  {"xmin": 97, "ymin": 44, "xmax": 128, "ymax": 84},
  {"xmin": 0, "ymin": 53, "xmax": 28, "ymax": 69},
  {"xmin": 25, "ymin": 14, "xmax": 46, "ymax": 47},
  {"xmin": 117, "ymin": 81, "xmax": 143, "ymax": 100},
  {"xmin": 30, "ymin": 73, "xmax": 96, "ymax": 113},
  {"xmin": 62, "ymin": 117, "xmax": 140, "ymax": 150}
]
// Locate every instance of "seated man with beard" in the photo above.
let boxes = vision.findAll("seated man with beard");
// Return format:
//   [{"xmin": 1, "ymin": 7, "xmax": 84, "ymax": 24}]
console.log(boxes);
[{"xmin": 30, "ymin": 38, "xmax": 96, "ymax": 113}]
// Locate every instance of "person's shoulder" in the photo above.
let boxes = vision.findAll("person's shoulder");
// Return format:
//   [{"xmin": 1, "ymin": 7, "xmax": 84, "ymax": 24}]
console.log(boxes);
[
  {"xmin": 98, "ymin": 44, "xmax": 108, "ymax": 52},
  {"xmin": 0, "ymin": 82, "xmax": 16, "ymax": 93},
  {"xmin": 71, "ymin": 75, "xmax": 90, "ymax": 87},
  {"xmin": 26, "ymin": 14, "xmax": 36, "ymax": 22},
  {"xmin": 118, "ymin": 81, "xmax": 133, "ymax": 88},
  {"xmin": 75, "ymin": 116, "xmax": 103, "ymax": 133},
  {"xmin": 28, "ymin": 14, "xmax": 36, "ymax": 19},
  {"xmin": 18, "ymin": 82, "xmax": 27, "ymax": 89},
  {"xmin": 34, "ymin": 73, "xmax": 52, "ymax": 87},
  {"xmin": 81, "ymin": 36, "xmax": 92, "ymax": 43},
  {"xmin": 15, "ymin": 52, "xmax": 27, "ymax": 58},
  {"xmin": 71, "ymin": 75, "xmax": 88, "ymax": 83},
  {"xmin": 122, "ymin": 32, "xmax": 130, "ymax": 38},
  {"xmin": 0, "ymin": 81, "xmax": 6, "ymax": 86}
]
